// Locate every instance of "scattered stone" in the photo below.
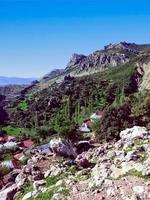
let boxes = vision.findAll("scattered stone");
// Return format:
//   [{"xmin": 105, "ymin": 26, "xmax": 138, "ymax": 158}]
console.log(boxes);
[
  {"xmin": 22, "ymin": 191, "xmax": 37, "ymax": 200},
  {"xmin": 33, "ymin": 179, "xmax": 46, "ymax": 191},
  {"xmin": 75, "ymin": 155, "xmax": 91, "ymax": 168}
]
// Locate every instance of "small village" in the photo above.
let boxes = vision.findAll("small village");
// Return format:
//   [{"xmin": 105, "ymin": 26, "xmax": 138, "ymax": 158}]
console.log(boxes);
[{"xmin": 0, "ymin": 111, "xmax": 103, "ymax": 188}]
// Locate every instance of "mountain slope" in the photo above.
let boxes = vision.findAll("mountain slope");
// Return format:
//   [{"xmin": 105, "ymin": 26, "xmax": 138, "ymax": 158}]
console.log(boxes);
[{"xmin": 2, "ymin": 41, "xmax": 150, "ymax": 139}]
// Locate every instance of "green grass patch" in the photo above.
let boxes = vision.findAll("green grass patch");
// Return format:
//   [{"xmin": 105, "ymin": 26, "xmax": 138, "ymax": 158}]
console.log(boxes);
[
  {"xmin": 0, "ymin": 153, "xmax": 14, "ymax": 161},
  {"xmin": 127, "ymin": 169, "xmax": 150, "ymax": 180},
  {"xmin": 17, "ymin": 100, "xmax": 28, "ymax": 111},
  {"xmin": 3, "ymin": 126, "xmax": 27, "ymax": 137}
]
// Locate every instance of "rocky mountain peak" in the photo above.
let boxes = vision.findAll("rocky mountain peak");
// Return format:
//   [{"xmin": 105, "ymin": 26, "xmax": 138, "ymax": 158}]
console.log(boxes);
[
  {"xmin": 66, "ymin": 53, "xmax": 87, "ymax": 69},
  {"xmin": 104, "ymin": 41, "xmax": 141, "ymax": 52}
]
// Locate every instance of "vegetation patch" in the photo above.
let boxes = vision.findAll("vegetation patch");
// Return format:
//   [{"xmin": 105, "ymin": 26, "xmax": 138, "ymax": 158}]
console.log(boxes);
[{"xmin": 17, "ymin": 100, "xmax": 28, "ymax": 111}]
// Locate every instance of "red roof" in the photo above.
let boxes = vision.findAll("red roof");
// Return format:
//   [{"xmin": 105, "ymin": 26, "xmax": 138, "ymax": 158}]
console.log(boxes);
[
  {"xmin": 20, "ymin": 139, "xmax": 34, "ymax": 148},
  {"xmin": 14, "ymin": 152, "xmax": 24, "ymax": 161},
  {"xmin": 84, "ymin": 119, "xmax": 92, "ymax": 127},
  {"xmin": 0, "ymin": 137, "xmax": 6, "ymax": 143}
]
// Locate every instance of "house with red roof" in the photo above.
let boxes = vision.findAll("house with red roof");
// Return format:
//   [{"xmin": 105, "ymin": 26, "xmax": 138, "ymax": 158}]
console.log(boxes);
[{"xmin": 19, "ymin": 139, "xmax": 34, "ymax": 148}]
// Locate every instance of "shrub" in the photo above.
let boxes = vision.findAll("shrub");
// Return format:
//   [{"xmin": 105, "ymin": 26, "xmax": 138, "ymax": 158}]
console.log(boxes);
[{"xmin": 96, "ymin": 103, "xmax": 133, "ymax": 141}]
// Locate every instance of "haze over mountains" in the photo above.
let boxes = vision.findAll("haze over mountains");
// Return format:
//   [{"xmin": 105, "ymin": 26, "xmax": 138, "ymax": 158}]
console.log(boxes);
[{"xmin": 0, "ymin": 76, "xmax": 36, "ymax": 86}]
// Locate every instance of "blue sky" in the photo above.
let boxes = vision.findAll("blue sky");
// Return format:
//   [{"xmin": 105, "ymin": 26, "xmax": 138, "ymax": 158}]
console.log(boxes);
[{"xmin": 0, "ymin": 0, "xmax": 150, "ymax": 78}]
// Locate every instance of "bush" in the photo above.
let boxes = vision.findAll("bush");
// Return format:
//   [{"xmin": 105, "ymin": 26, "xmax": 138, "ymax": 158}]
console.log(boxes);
[
  {"xmin": 96, "ymin": 103, "xmax": 133, "ymax": 141},
  {"xmin": 37, "ymin": 126, "xmax": 56, "ymax": 140}
]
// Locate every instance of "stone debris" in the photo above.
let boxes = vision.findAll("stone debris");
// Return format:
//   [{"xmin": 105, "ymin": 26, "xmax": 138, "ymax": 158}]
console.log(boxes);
[{"xmin": 0, "ymin": 126, "xmax": 150, "ymax": 200}]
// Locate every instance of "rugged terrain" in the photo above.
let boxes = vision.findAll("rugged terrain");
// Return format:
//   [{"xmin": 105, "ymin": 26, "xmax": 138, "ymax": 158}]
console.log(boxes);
[{"xmin": 0, "ymin": 126, "xmax": 150, "ymax": 200}]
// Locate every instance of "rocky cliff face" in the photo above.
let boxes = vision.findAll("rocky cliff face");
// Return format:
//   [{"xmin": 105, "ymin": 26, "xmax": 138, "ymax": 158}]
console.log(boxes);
[
  {"xmin": 66, "ymin": 51, "xmax": 129, "ymax": 76},
  {"xmin": 139, "ymin": 61, "xmax": 150, "ymax": 90},
  {"xmin": 64, "ymin": 42, "xmax": 150, "ymax": 77},
  {"xmin": 39, "ymin": 42, "xmax": 150, "ymax": 86}
]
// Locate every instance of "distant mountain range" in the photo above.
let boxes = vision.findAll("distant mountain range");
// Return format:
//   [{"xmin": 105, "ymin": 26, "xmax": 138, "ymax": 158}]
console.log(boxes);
[{"xmin": 0, "ymin": 76, "xmax": 36, "ymax": 86}]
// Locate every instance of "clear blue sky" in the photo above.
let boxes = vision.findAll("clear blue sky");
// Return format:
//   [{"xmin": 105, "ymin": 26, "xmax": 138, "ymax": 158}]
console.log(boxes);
[{"xmin": 0, "ymin": 0, "xmax": 150, "ymax": 78}]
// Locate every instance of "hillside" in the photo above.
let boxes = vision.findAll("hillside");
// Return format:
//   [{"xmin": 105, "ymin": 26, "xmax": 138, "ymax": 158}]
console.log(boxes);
[{"xmin": 2, "ymin": 42, "xmax": 150, "ymax": 137}]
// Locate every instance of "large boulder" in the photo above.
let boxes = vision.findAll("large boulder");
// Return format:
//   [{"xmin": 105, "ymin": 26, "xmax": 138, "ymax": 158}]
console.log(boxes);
[
  {"xmin": 120, "ymin": 126, "xmax": 149, "ymax": 141},
  {"xmin": 0, "ymin": 184, "xmax": 18, "ymax": 200},
  {"xmin": 49, "ymin": 138, "xmax": 77, "ymax": 158}
]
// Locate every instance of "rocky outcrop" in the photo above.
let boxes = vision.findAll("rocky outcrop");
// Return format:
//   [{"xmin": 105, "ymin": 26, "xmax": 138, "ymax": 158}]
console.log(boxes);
[
  {"xmin": 66, "ymin": 51, "xmax": 129, "ymax": 76},
  {"xmin": 66, "ymin": 54, "xmax": 87, "ymax": 70},
  {"xmin": 139, "ymin": 61, "xmax": 150, "ymax": 90},
  {"xmin": 104, "ymin": 41, "xmax": 142, "ymax": 53},
  {"xmin": 64, "ymin": 42, "xmax": 149, "ymax": 77},
  {"xmin": 49, "ymin": 138, "xmax": 77, "ymax": 158}
]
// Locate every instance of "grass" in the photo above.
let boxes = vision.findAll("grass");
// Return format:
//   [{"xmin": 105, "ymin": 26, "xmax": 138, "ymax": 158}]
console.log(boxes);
[
  {"xmin": 17, "ymin": 100, "xmax": 28, "ymax": 111},
  {"xmin": 16, "ymin": 172, "xmax": 71, "ymax": 200},
  {"xmin": 15, "ymin": 184, "xmax": 33, "ymax": 200},
  {"xmin": 33, "ymin": 186, "xmax": 69, "ymax": 200},
  {"xmin": 138, "ymin": 152, "xmax": 149, "ymax": 163},
  {"xmin": 127, "ymin": 169, "xmax": 150, "ymax": 181},
  {"xmin": 0, "ymin": 153, "xmax": 14, "ymax": 161},
  {"xmin": 116, "ymin": 169, "xmax": 150, "ymax": 181},
  {"xmin": 94, "ymin": 61, "xmax": 136, "ymax": 87},
  {"xmin": 3, "ymin": 126, "xmax": 27, "ymax": 137}
]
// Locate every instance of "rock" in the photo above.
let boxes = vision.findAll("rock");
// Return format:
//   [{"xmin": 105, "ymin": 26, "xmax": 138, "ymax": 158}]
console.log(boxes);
[
  {"xmin": 107, "ymin": 150, "xmax": 116, "ymax": 159},
  {"xmin": 55, "ymin": 180, "xmax": 64, "ymax": 186},
  {"xmin": 97, "ymin": 146, "xmax": 105, "ymax": 156},
  {"xmin": 33, "ymin": 180, "xmax": 46, "ymax": 191},
  {"xmin": 106, "ymin": 186, "xmax": 116, "ymax": 197},
  {"xmin": 63, "ymin": 159, "xmax": 76, "ymax": 167},
  {"xmin": 4, "ymin": 169, "xmax": 21, "ymax": 187},
  {"xmin": 91, "ymin": 163, "xmax": 111, "ymax": 187},
  {"xmin": 49, "ymin": 165, "xmax": 63, "ymax": 176},
  {"xmin": 15, "ymin": 172, "xmax": 26, "ymax": 188},
  {"xmin": 142, "ymin": 157, "xmax": 150, "ymax": 176},
  {"xmin": 0, "ymin": 184, "xmax": 18, "ymax": 200},
  {"xmin": 120, "ymin": 126, "xmax": 148, "ymax": 141},
  {"xmin": 66, "ymin": 54, "xmax": 87, "ymax": 69},
  {"xmin": 133, "ymin": 186, "xmax": 145, "ymax": 199},
  {"xmin": 125, "ymin": 151, "xmax": 140, "ymax": 161},
  {"xmin": 49, "ymin": 138, "xmax": 77, "ymax": 158},
  {"xmin": 1, "ymin": 182, "xmax": 14, "ymax": 190},
  {"xmin": 64, "ymin": 175, "xmax": 76, "ymax": 186},
  {"xmin": 76, "ymin": 169, "xmax": 90, "ymax": 176},
  {"xmin": 75, "ymin": 155, "xmax": 91, "ymax": 168},
  {"xmin": 52, "ymin": 192, "xmax": 65, "ymax": 200},
  {"xmin": 31, "ymin": 165, "xmax": 44, "ymax": 181},
  {"xmin": 22, "ymin": 191, "xmax": 37, "ymax": 200},
  {"xmin": 44, "ymin": 169, "xmax": 51, "ymax": 179}
]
